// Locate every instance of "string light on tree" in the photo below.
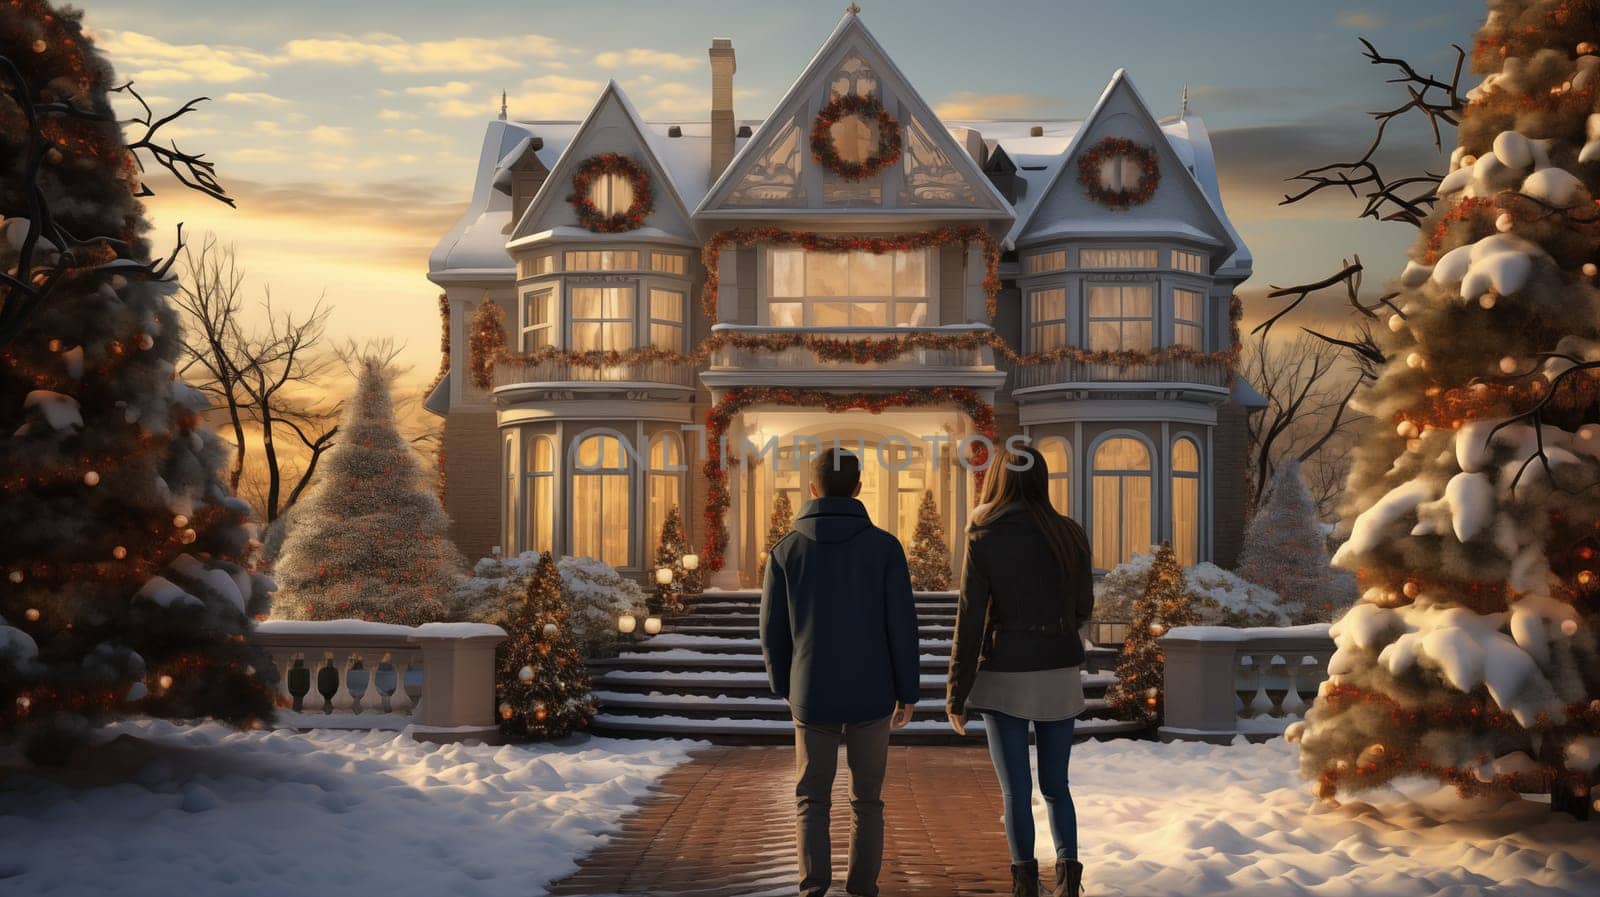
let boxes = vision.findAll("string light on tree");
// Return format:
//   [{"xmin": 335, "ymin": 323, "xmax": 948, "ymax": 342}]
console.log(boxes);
[{"xmin": 494, "ymin": 552, "xmax": 594, "ymax": 741}]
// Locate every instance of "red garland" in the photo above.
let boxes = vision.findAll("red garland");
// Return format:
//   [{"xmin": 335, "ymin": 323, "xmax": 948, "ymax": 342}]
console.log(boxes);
[
  {"xmin": 809, "ymin": 93, "xmax": 902, "ymax": 181},
  {"xmin": 699, "ymin": 387, "xmax": 996, "ymax": 572},
  {"xmin": 566, "ymin": 153, "xmax": 653, "ymax": 233},
  {"xmin": 700, "ymin": 225, "xmax": 1003, "ymax": 321},
  {"xmin": 1077, "ymin": 137, "xmax": 1160, "ymax": 210}
]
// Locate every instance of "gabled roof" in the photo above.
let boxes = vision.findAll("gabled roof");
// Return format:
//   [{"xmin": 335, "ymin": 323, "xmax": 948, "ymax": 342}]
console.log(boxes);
[
  {"xmin": 1008, "ymin": 70, "xmax": 1237, "ymax": 263},
  {"xmin": 695, "ymin": 10, "xmax": 1012, "ymax": 220},
  {"xmin": 508, "ymin": 81, "xmax": 696, "ymax": 245}
]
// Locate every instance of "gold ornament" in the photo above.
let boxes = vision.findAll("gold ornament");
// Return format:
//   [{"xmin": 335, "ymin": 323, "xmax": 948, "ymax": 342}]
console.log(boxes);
[
  {"xmin": 157, "ymin": 675, "xmax": 174, "ymax": 690},
  {"xmin": 1402, "ymin": 580, "xmax": 1420, "ymax": 599},
  {"xmin": 173, "ymin": 514, "xmax": 189, "ymax": 528},
  {"xmin": 499, "ymin": 702, "xmax": 513, "ymax": 720},
  {"xmin": 24, "ymin": 608, "xmax": 40, "ymax": 622},
  {"xmin": 180, "ymin": 528, "xmax": 197, "ymax": 544},
  {"xmin": 112, "ymin": 546, "xmax": 127, "ymax": 560},
  {"xmin": 542, "ymin": 622, "xmax": 558, "ymax": 638},
  {"xmin": 83, "ymin": 470, "xmax": 100, "ymax": 486},
  {"xmin": 1561, "ymin": 619, "xmax": 1580, "ymax": 636}
]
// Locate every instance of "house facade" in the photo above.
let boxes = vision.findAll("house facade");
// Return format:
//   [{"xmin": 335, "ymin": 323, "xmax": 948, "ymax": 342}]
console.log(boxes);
[{"xmin": 426, "ymin": 10, "xmax": 1261, "ymax": 587}]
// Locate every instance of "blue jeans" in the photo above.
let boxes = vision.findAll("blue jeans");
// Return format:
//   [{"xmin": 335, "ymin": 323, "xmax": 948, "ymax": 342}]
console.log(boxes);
[{"xmin": 980, "ymin": 711, "xmax": 1078, "ymax": 863}]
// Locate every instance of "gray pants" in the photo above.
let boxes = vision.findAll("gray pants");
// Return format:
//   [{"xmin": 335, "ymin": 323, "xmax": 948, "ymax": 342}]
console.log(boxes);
[{"xmin": 793, "ymin": 714, "xmax": 892, "ymax": 897}]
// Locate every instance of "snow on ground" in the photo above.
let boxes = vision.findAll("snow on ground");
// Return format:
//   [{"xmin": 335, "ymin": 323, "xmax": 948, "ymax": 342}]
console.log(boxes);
[
  {"xmin": 1058, "ymin": 736, "xmax": 1600, "ymax": 897},
  {"xmin": 0, "ymin": 720, "xmax": 699, "ymax": 897}
]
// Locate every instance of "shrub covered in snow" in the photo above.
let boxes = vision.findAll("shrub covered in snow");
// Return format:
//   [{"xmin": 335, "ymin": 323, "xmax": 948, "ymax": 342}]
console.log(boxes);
[
  {"xmin": 1237, "ymin": 459, "xmax": 1356, "ymax": 624},
  {"xmin": 459, "ymin": 552, "xmax": 645, "ymax": 657},
  {"xmin": 1096, "ymin": 553, "xmax": 1290, "ymax": 628}
]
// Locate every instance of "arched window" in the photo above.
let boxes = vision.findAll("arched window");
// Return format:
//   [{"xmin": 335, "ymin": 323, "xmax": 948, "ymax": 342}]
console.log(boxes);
[
  {"xmin": 502, "ymin": 436, "xmax": 515, "ymax": 555},
  {"xmin": 1035, "ymin": 436, "xmax": 1072, "ymax": 517},
  {"xmin": 571, "ymin": 433, "xmax": 631, "ymax": 567},
  {"xmin": 1091, "ymin": 437, "xmax": 1152, "ymax": 570},
  {"xmin": 1171, "ymin": 437, "xmax": 1201, "ymax": 566},
  {"xmin": 588, "ymin": 172, "xmax": 634, "ymax": 216},
  {"xmin": 648, "ymin": 433, "xmax": 684, "ymax": 552},
  {"xmin": 524, "ymin": 435, "xmax": 555, "ymax": 554}
]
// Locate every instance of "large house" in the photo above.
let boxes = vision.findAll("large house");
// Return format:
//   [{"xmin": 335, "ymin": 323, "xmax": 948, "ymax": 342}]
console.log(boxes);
[{"xmin": 426, "ymin": 10, "xmax": 1261, "ymax": 587}]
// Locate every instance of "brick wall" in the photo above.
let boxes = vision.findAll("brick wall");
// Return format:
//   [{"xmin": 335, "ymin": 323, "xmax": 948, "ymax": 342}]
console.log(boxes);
[
  {"xmin": 443, "ymin": 409, "xmax": 501, "ymax": 562},
  {"xmin": 1211, "ymin": 401, "xmax": 1251, "ymax": 569}
]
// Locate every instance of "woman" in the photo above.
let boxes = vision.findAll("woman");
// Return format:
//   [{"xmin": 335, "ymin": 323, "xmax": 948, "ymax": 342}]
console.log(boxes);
[{"xmin": 947, "ymin": 444, "xmax": 1093, "ymax": 897}]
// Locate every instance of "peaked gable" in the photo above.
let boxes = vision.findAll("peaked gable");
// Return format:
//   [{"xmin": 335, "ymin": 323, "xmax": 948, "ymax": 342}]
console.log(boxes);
[
  {"xmin": 697, "ymin": 13, "xmax": 1011, "ymax": 219},
  {"xmin": 1015, "ymin": 71, "xmax": 1234, "ymax": 258},
  {"xmin": 510, "ymin": 82, "xmax": 696, "ymax": 243}
]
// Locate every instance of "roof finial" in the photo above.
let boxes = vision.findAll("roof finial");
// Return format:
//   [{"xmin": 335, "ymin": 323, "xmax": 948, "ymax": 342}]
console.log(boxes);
[
  {"xmin": 1180, "ymin": 83, "xmax": 1189, "ymax": 116},
  {"xmin": 847, "ymin": 2, "xmax": 861, "ymax": 15},
  {"xmin": 499, "ymin": 89, "xmax": 508, "ymax": 121}
]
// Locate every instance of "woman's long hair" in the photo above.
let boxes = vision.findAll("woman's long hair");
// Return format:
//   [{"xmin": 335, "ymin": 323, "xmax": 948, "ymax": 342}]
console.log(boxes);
[{"xmin": 973, "ymin": 444, "xmax": 1087, "ymax": 578}]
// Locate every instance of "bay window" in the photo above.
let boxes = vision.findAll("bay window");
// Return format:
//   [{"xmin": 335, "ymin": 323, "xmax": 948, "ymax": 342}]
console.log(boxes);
[
  {"xmin": 571, "ymin": 287, "xmax": 634, "ymax": 352},
  {"xmin": 1036, "ymin": 435, "xmax": 1072, "ymax": 517},
  {"xmin": 649, "ymin": 289, "xmax": 685, "ymax": 351},
  {"xmin": 1025, "ymin": 250, "xmax": 1067, "ymax": 274},
  {"xmin": 1172, "ymin": 249, "xmax": 1207, "ymax": 274},
  {"xmin": 1087, "ymin": 285, "xmax": 1154, "ymax": 351},
  {"xmin": 1080, "ymin": 248, "xmax": 1157, "ymax": 268},
  {"xmin": 521, "ymin": 288, "xmax": 555, "ymax": 350},
  {"xmin": 564, "ymin": 250, "xmax": 639, "ymax": 271},
  {"xmin": 571, "ymin": 433, "xmax": 631, "ymax": 567},
  {"xmin": 1171, "ymin": 437, "xmax": 1200, "ymax": 566},
  {"xmin": 767, "ymin": 248, "xmax": 930, "ymax": 327},
  {"xmin": 1091, "ymin": 437, "xmax": 1152, "ymax": 570}
]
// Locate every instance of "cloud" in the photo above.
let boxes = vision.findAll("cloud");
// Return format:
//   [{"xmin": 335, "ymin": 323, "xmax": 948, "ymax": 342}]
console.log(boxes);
[
  {"xmin": 932, "ymin": 91, "xmax": 1066, "ymax": 120},
  {"xmin": 97, "ymin": 30, "xmax": 271, "ymax": 83},
  {"xmin": 278, "ymin": 33, "xmax": 561, "ymax": 73},
  {"xmin": 378, "ymin": 109, "xmax": 418, "ymax": 121},
  {"xmin": 221, "ymin": 91, "xmax": 291, "ymax": 106},
  {"xmin": 594, "ymin": 48, "xmax": 698, "ymax": 71},
  {"xmin": 308, "ymin": 126, "xmax": 353, "ymax": 147},
  {"xmin": 1337, "ymin": 11, "xmax": 1385, "ymax": 29},
  {"xmin": 446, "ymin": 75, "xmax": 604, "ymax": 120},
  {"xmin": 403, "ymin": 81, "xmax": 476, "ymax": 98}
]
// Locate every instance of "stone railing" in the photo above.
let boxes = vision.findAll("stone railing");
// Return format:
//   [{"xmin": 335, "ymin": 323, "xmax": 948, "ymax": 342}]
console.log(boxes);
[
  {"xmin": 493, "ymin": 357, "xmax": 695, "ymax": 390},
  {"xmin": 1157, "ymin": 624, "xmax": 1334, "ymax": 743},
  {"xmin": 253, "ymin": 620, "xmax": 507, "ymax": 744},
  {"xmin": 706, "ymin": 324, "xmax": 995, "ymax": 373},
  {"xmin": 1010, "ymin": 356, "xmax": 1232, "ymax": 391}
]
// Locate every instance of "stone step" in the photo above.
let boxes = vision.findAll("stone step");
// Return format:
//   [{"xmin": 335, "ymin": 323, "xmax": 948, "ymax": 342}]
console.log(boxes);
[
  {"xmin": 667, "ymin": 611, "xmax": 959, "ymax": 627},
  {"xmin": 593, "ymin": 668, "xmax": 1118, "ymax": 697},
  {"xmin": 589, "ymin": 712, "xmax": 1149, "ymax": 746},
  {"xmin": 593, "ymin": 689, "xmax": 1114, "ymax": 721},
  {"xmin": 616, "ymin": 633, "xmax": 1120, "ymax": 664},
  {"xmin": 664, "ymin": 623, "xmax": 957, "ymax": 640}
]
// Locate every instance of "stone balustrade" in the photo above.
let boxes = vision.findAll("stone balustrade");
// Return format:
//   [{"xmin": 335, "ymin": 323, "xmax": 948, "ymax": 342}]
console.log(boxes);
[
  {"xmin": 1157, "ymin": 624, "xmax": 1334, "ymax": 744},
  {"xmin": 253, "ymin": 620, "xmax": 508, "ymax": 744}
]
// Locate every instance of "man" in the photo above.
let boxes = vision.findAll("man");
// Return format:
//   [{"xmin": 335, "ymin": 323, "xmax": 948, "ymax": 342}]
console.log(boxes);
[{"xmin": 761, "ymin": 447, "xmax": 921, "ymax": 897}]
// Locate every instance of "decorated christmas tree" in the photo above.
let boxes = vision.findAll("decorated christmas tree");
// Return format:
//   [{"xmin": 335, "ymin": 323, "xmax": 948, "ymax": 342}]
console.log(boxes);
[
  {"xmin": 757, "ymin": 491, "xmax": 795, "ymax": 581},
  {"xmin": 496, "ymin": 552, "xmax": 595, "ymax": 740},
  {"xmin": 1106, "ymin": 543, "xmax": 1195, "ymax": 724},
  {"xmin": 650, "ymin": 505, "xmax": 696, "ymax": 614},
  {"xmin": 273, "ymin": 356, "xmax": 465, "ymax": 625},
  {"xmin": 1293, "ymin": 0, "xmax": 1600, "ymax": 813},
  {"xmin": 1236, "ymin": 459, "xmax": 1342, "ymax": 623},
  {"xmin": 0, "ymin": 2, "xmax": 274, "ymax": 759},
  {"xmin": 907, "ymin": 490, "xmax": 951, "ymax": 590}
]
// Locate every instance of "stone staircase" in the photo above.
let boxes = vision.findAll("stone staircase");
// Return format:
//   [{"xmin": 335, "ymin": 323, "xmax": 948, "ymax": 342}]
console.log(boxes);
[{"xmin": 590, "ymin": 590, "xmax": 1147, "ymax": 744}]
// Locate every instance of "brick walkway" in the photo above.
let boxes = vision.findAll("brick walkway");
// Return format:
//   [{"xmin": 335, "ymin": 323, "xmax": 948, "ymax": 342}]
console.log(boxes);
[{"xmin": 549, "ymin": 745, "xmax": 1028, "ymax": 897}]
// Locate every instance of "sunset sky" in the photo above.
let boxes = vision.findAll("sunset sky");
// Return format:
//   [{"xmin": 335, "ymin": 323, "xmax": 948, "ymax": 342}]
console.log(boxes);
[{"xmin": 86, "ymin": 0, "xmax": 1484, "ymax": 386}]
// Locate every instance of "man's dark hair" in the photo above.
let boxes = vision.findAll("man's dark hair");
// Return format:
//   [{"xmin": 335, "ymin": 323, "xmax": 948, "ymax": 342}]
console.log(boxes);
[{"xmin": 813, "ymin": 448, "xmax": 862, "ymax": 498}]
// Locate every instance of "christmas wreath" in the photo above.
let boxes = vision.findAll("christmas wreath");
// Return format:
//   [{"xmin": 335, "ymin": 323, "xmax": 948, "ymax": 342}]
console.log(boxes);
[
  {"xmin": 568, "ymin": 153, "xmax": 653, "ymax": 232},
  {"xmin": 809, "ymin": 93, "xmax": 901, "ymax": 181},
  {"xmin": 1077, "ymin": 137, "xmax": 1160, "ymax": 210}
]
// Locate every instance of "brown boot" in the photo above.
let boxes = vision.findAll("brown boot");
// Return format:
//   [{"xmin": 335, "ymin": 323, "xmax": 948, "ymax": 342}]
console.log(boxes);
[
  {"xmin": 1011, "ymin": 859, "xmax": 1040, "ymax": 897},
  {"xmin": 1053, "ymin": 858, "xmax": 1084, "ymax": 897}
]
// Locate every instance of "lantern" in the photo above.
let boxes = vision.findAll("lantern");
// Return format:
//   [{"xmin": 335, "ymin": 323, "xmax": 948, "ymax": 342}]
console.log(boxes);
[
  {"xmin": 655, "ymin": 567, "xmax": 674, "ymax": 585},
  {"xmin": 681, "ymin": 554, "xmax": 699, "ymax": 571},
  {"xmin": 644, "ymin": 616, "xmax": 662, "ymax": 635},
  {"xmin": 618, "ymin": 613, "xmax": 637, "ymax": 634}
]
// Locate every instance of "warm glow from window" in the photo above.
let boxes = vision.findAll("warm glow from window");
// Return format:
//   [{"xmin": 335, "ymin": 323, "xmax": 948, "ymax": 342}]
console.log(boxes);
[
  {"xmin": 648, "ymin": 434, "xmax": 684, "ymax": 551},
  {"xmin": 1028, "ymin": 288, "xmax": 1068, "ymax": 352},
  {"xmin": 1172, "ymin": 250, "xmax": 1206, "ymax": 274},
  {"xmin": 522, "ymin": 289, "xmax": 554, "ymax": 350},
  {"xmin": 588, "ymin": 172, "xmax": 635, "ymax": 216},
  {"xmin": 829, "ymin": 114, "xmax": 879, "ymax": 165},
  {"xmin": 572, "ymin": 434, "xmax": 631, "ymax": 567},
  {"xmin": 571, "ymin": 287, "xmax": 634, "ymax": 352},
  {"xmin": 1080, "ymin": 249, "xmax": 1158, "ymax": 268},
  {"xmin": 649, "ymin": 289, "xmax": 684, "ymax": 351},
  {"xmin": 767, "ymin": 248, "xmax": 928, "ymax": 326},
  {"xmin": 1097, "ymin": 155, "xmax": 1145, "ymax": 192},
  {"xmin": 525, "ymin": 435, "xmax": 554, "ymax": 554},
  {"xmin": 1025, "ymin": 250, "xmax": 1068, "ymax": 274},
  {"xmin": 1087, "ymin": 285, "xmax": 1153, "ymax": 351},
  {"xmin": 1174, "ymin": 289, "xmax": 1204, "ymax": 350},
  {"xmin": 1036, "ymin": 436, "xmax": 1072, "ymax": 517},
  {"xmin": 564, "ymin": 250, "xmax": 639, "ymax": 271},
  {"xmin": 1171, "ymin": 437, "xmax": 1200, "ymax": 566},
  {"xmin": 651, "ymin": 252, "xmax": 686, "ymax": 275},
  {"xmin": 1092, "ymin": 437, "xmax": 1151, "ymax": 570}
]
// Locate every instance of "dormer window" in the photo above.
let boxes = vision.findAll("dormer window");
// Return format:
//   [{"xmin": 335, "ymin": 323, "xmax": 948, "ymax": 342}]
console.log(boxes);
[{"xmin": 588, "ymin": 172, "xmax": 635, "ymax": 217}]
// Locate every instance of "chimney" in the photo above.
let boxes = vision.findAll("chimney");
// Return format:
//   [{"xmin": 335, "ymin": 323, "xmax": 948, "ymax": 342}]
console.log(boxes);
[{"xmin": 709, "ymin": 38, "xmax": 737, "ymax": 182}]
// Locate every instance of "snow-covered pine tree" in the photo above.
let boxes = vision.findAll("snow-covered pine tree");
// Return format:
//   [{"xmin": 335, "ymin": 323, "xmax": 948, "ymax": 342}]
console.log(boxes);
[
  {"xmin": 0, "ymin": 2, "xmax": 275, "ymax": 759},
  {"xmin": 496, "ymin": 552, "xmax": 594, "ymax": 740},
  {"xmin": 650, "ymin": 505, "xmax": 693, "ymax": 614},
  {"xmin": 1236, "ymin": 458, "xmax": 1341, "ymax": 623},
  {"xmin": 273, "ymin": 356, "xmax": 465, "ymax": 625},
  {"xmin": 1294, "ymin": 0, "xmax": 1600, "ymax": 813},
  {"xmin": 907, "ymin": 490, "xmax": 951, "ymax": 590},
  {"xmin": 1106, "ymin": 543, "xmax": 1195, "ymax": 724},
  {"xmin": 757, "ymin": 491, "xmax": 794, "ymax": 580}
]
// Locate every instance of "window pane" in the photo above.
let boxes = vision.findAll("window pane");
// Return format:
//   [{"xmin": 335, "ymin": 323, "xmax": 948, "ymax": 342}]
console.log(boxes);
[
  {"xmin": 1122, "ymin": 475, "xmax": 1152, "ymax": 560},
  {"xmin": 1095, "ymin": 437, "xmax": 1150, "ymax": 471},
  {"xmin": 806, "ymin": 252, "xmax": 849, "ymax": 296},
  {"xmin": 1125, "ymin": 321, "xmax": 1153, "ymax": 350},
  {"xmin": 573, "ymin": 471, "xmax": 630, "ymax": 567},
  {"xmin": 650, "ymin": 322, "xmax": 681, "ymax": 350},
  {"xmin": 603, "ymin": 322, "xmax": 633, "ymax": 350},
  {"xmin": 1125, "ymin": 286, "xmax": 1153, "ymax": 317},
  {"xmin": 573, "ymin": 288, "xmax": 602, "ymax": 318},
  {"xmin": 829, "ymin": 115, "xmax": 877, "ymax": 165},
  {"xmin": 1037, "ymin": 436, "xmax": 1071, "ymax": 516},
  {"xmin": 651, "ymin": 435, "xmax": 681, "ymax": 469},
  {"xmin": 770, "ymin": 302, "xmax": 803, "ymax": 327},
  {"xmin": 851, "ymin": 301, "xmax": 887, "ymax": 326},
  {"xmin": 1088, "ymin": 321, "xmax": 1119, "ymax": 351},
  {"xmin": 577, "ymin": 435, "xmax": 602, "ymax": 469},
  {"xmin": 894, "ymin": 302, "xmax": 928, "ymax": 326},
  {"xmin": 1087, "ymin": 286, "xmax": 1118, "ymax": 317},
  {"xmin": 1172, "ymin": 476, "xmax": 1198, "ymax": 566},
  {"xmin": 1030, "ymin": 288, "xmax": 1066, "ymax": 321},
  {"xmin": 1092, "ymin": 475, "xmax": 1120, "ymax": 570},
  {"xmin": 528, "ymin": 436, "xmax": 553, "ymax": 472},
  {"xmin": 893, "ymin": 250, "xmax": 926, "ymax": 297},
  {"xmin": 649, "ymin": 474, "xmax": 679, "ymax": 550},
  {"xmin": 527, "ymin": 475, "xmax": 552, "ymax": 554},
  {"xmin": 1173, "ymin": 437, "xmax": 1199, "ymax": 473},
  {"xmin": 849, "ymin": 251, "xmax": 893, "ymax": 297},
  {"xmin": 771, "ymin": 249, "xmax": 804, "ymax": 297},
  {"xmin": 813, "ymin": 301, "xmax": 850, "ymax": 326},
  {"xmin": 1032, "ymin": 323, "xmax": 1067, "ymax": 351},
  {"xmin": 650, "ymin": 289, "xmax": 684, "ymax": 323},
  {"xmin": 1025, "ymin": 250, "xmax": 1067, "ymax": 274},
  {"xmin": 1175, "ymin": 322, "xmax": 1203, "ymax": 350},
  {"xmin": 651, "ymin": 252, "xmax": 685, "ymax": 275},
  {"xmin": 571, "ymin": 322, "xmax": 601, "ymax": 351},
  {"xmin": 603, "ymin": 288, "xmax": 630, "ymax": 318},
  {"xmin": 1174, "ymin": 288, "xmax": 1202, "ymax": 323}
]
